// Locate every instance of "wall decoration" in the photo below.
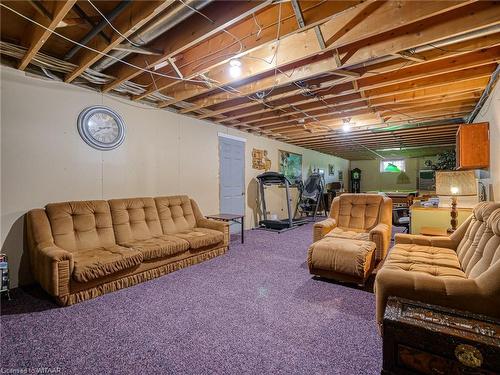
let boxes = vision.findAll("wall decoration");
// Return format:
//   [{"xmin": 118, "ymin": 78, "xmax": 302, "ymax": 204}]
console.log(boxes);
[
  {"xmin": 252, "ymin": 148, "xmax": 271, "ymax": 171},
  {"xmin": 328, "ymin": 164, "xmax": 335, "ymax": 176},
  {"xmin": 431, "ymin": 150, "xmax": 456, "ymax": 170},
  {"xmin": 338, "ymin": 171, "xmax": 343, "ymax": 181},
  {"xmin": 77, "ymin": 106, "xmax": 125, "ymax": 151},
  {"xmin": 279, "ymin": 150, "xmax": 302, "ymax": 181}
]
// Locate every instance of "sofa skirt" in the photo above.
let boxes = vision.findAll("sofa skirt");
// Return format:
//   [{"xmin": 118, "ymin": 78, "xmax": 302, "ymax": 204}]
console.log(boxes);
[{"xmin": 57, "ymin": 245, "xmax": 227, "ymax": 306}]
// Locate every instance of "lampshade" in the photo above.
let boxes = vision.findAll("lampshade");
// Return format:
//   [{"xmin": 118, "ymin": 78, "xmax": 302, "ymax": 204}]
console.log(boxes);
[{"xmin": 435, "ymin": 170, "xmax": 477, "ymax": 196}]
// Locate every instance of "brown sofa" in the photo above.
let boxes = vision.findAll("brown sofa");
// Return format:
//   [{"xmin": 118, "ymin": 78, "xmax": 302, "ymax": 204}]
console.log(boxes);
[
  {"xmin": 313, "ymin": 193, "xmax": 393, "ymax": 262},
  {"xmin": 375, "ymin": 202, "xmax": 500, "ymax": 327},
  {"xmin": 26, "ymin": 195, "xmax": 229, "ymax": 306}
]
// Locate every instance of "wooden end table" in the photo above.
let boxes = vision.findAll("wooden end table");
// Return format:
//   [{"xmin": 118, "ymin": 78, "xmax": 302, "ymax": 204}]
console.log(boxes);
[{"xmin": 206, "ymin": 214, "xmax": 245, "ymax": 244}]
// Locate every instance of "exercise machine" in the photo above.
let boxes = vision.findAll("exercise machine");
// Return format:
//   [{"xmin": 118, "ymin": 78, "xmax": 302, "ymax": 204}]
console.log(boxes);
[
  {"xmin": 295, "ymin": 172, "xmax": 325, "ymax": 220},
  {"xmin": 256, "ymin": 172, "xmax": 309, "ymax": 232}
]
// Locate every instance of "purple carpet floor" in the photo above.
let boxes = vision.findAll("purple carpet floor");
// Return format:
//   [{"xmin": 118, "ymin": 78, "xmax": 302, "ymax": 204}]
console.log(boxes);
[{"xmin": 1, "ymin": 222, "xmax": 382, "ymax": 374}]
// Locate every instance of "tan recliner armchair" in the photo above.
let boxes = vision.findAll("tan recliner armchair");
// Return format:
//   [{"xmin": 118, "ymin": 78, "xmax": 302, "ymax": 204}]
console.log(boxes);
[
  {"xmin": 313, "ymin": 194, "xmax": 393, "ymax": 261},
  {"xmin": 375, "ymin": 202, "xmax": 500, "ymax": 327}
]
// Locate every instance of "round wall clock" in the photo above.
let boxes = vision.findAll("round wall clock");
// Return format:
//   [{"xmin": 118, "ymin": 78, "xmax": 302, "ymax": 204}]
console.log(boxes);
[{"xmin": 77, "ymin": 106, "xmax": 125, "ymax": 151}]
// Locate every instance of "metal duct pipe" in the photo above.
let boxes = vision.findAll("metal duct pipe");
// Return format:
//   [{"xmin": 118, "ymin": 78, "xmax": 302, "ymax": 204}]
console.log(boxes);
[
  {"xmin": 92, "ymin": 0, "xmax": 212, "ymax": 72},
  {"xmin": 64, "ymin": 1, "xmax": 132, "ymax": 60}
]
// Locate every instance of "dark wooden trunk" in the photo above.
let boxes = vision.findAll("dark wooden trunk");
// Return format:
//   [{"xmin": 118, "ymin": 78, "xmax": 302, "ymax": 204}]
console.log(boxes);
[{"xmin": 382, "ymin": 297, "xmax": 500, "ymax": 375}]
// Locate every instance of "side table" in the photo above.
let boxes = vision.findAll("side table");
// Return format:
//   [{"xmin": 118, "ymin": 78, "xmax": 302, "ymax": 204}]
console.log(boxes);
[{"xmin": 206, "ymin": 214, "xmax": 245, "ymax": 244}]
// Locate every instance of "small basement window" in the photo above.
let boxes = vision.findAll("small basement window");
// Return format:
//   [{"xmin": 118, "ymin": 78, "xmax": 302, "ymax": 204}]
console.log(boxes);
[{"xmin": 380, "ymin": 159, "xmax": 406, "ymax": 173}]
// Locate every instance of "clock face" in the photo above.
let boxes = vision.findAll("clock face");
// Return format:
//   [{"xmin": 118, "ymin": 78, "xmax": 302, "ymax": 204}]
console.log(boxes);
[{"xmin": 77, "ymin": 106, "xmax": 125, "ymax": 150}]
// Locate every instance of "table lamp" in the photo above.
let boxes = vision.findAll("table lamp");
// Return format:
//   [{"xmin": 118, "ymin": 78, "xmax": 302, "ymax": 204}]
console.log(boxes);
[{"xmin": 436, "ymin": 170, "xmax": 477, "ymax": 233}]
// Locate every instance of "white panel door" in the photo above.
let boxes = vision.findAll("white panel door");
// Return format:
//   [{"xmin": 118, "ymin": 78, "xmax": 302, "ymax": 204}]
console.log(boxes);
[{"xmin": 219, "ymin": 136, "xmax": 245, "ymax": 233}]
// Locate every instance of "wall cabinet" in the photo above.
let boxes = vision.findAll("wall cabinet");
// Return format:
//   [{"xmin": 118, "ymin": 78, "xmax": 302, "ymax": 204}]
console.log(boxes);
[{"xmin": 456, "ymin": 122, "xmax": 490, "ymax": 170}]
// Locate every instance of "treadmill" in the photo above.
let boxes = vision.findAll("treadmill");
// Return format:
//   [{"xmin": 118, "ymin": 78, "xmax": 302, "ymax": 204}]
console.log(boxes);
[{"xmin": 256, "ymin": 172, "xmax": 309, "ymax": 232}]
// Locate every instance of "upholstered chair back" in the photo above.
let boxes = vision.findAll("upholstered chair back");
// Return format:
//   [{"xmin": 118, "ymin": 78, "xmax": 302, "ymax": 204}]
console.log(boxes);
[
  {"xmin": 453, "ymin": 202, "xmax": 500, "ymax": 278},
  {"xmin": 45, "ymin": 200, "xmax": 116, "ymax": 252},
  {"xmin": 109, "ymin": 198, "xmax": 163, "ymax": 244},
  {"xmin": 154, "ymin": 195, "xmax": 197, "ymax": 234},
  {"xmin": 329, "ymin": 194, "xmax": 391, "ymax": 231}
]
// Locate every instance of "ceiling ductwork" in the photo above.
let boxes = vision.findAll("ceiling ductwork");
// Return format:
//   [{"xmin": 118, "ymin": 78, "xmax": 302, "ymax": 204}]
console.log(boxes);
[{"xmin": 92, "ymin": 0, "xmax": 213, "ymax": 72}]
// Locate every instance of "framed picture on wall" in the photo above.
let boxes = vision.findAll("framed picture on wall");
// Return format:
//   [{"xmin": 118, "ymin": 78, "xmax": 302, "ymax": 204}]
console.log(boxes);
[
  {"xmin": 338, "ymin": 171, "xmax": 343, "ymax": 181},
  {"xmin": 328, "ymin": 164, "xmax": 335, "ymax": 176},
  {"xmin": 279, "ymin": 150, "xmax": 302, "ymax": 181}
]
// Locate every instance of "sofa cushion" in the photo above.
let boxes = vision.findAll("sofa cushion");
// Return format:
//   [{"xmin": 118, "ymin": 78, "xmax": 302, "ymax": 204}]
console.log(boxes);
[
  {"xmin": 72, "ymin": 245, "xmax": 143, "ymax": 283},
  {"xmin": 173, "ymin": 228, "xmax": 224, "ymax": 249},
  {"xmin": 109, "ymin": 198, "xmax": 163, "ymax": 244},
  {"xmin": 155, "ymin": 196, "xmax": 197, "ymax": 234},
  {"xmin": 45, "ymin": 200, "xmax": 116, "ymax": 252},
  {"xmin": 334, "ymin": 194, "xmax": 384, "ymax": 230},
  {"xmin": 120, "ymin": 235, "xmax": 189, "ymax": 260},
  {"xmin": 384, "ymin": 243, "xmax": 466, "ymax": 278},
  {"xmin": 325, "ymin": 227, "xmax": 370, "ymax": 242}
]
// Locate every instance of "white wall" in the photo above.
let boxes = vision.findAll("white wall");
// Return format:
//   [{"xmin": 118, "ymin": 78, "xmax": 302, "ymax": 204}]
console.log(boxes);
[
  {"xmin": 0, "ymin": 67, "xmax": 349, "ymax": 287},
  {"xmin": 474, "ymin": 78, "xmax": 500, "ymax": 201}
]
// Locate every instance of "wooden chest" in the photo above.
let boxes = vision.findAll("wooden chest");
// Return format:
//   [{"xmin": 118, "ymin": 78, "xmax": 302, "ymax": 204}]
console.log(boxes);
[{"xmin": 382, "ymin": 297, "xmax": 500, "ymax": 375}]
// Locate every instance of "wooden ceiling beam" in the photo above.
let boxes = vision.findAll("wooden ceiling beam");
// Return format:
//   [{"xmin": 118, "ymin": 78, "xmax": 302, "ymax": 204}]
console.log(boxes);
[
  {"xmin": 242, "ymin": 66, "xmax": 492, "ymax": 130},
  {"xmin": 299, "ymin": 138, "xmax": 459, "ymax": 150},
  {"xmin": 101, "ymin": 1, "xmax": 274, "ymax": 93},
  {"xmin": 284, "ymin": 113, "xmax": 468, "ymax": 139},
  {"xmin": 293, "ymin": 136, "xmax": 460, "ymax": 150},
  {"xmin": 247, "ymin": 93, "xmax": 480, "ymax": 130},
  {"xmin": 18, "ymin": 0, "xmax": 77, "ymax": 71},
  {"xmin": 64, "ymin": 0, "xmax": 176, "ymax": 83},
  {"xmin": 301, "ymin": 141, "xmax": 458, "ymax": 154},
  {"xmin": 293, "ymin": 130, "xmax": 461, "ymax": 147},
  {"xmin": 128, "ymin": 1, "xmax": 363, "ymax": 99},
  {"xmin": 304, "ymin": 140, "xmax": 459, "ymax": 152},
  {"xmin": 230, "ymin": 88, "xmax": 482, "ymax": 127},
  {"xmin": 314, "ymin": 130, "xmax": 461, "ymax": 144},
  {"xmin": 192, "ymin": 27, "xmax": 500, "ymax": 118},
  {"xmin": 156, "ymin": 0, "xmax": 480, "ymax": 108},
  {"xmin": 223, "ymin": 68, "xmax": 487, "ymax": 128}
]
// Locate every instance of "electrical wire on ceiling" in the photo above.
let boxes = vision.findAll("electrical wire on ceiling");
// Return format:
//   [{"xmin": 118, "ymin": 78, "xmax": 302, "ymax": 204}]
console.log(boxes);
[
  {"xmin": 0, "ymin": 2, "xmax": 212, "ymax": 84},
  {"xmin": 0, "ymin": 1, "xmax": 362, "ymax": 139},
  {"xmin": 1, "ymin": 1, "xmax": 490, "ymax": 135},
  {"xmin": 177, "ymin": 0, "xmax": 326, "ymax": 125},
  {"xmin": 86, "ymin": 0, "xmax": 142, "ymax": 47}
]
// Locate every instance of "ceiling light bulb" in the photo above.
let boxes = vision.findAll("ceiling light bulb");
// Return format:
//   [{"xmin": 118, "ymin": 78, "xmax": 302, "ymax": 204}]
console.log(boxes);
[
  {"xmin": 342, "ymin": 123, "xmax": 351, "ymax": 132},
  {"xmin": 229, "ymin": 59, "xmax": 242, "ymax": 78}
]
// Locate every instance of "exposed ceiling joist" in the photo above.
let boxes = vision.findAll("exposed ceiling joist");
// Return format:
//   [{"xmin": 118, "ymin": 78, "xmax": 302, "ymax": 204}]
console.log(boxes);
[
  {"xmin": 18, "ymin": 0, "xmax": 77, "ymax": 71},
  {"xmin": 2, "ymin": 0, "xmax": 498, "ymax": 159}
]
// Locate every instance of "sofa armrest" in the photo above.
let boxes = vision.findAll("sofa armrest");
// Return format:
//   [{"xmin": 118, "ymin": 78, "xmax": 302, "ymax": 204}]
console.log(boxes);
[
  {"xmin": 394, "ymin": 233, "xmax": 456, "ymax": 249},
  {"xmin": 313, "ymin": 218, "xmax": 337, "ymax": 242},
  {"xmin": 374, "ymin": 267, "xmax": 497, "ymax": 330},
  {"xmin": 197, "ymin": 217, "xmax": 230, "ymax": 232},
  {"xmin": 197, "ymin": 218, "xmax": 230, "ymax": 247},
  {"xmin": 34, "ymin": 244, "xmax": 73, "ymax": 297},
  {"xmin": 369, "ymin": 223, "xmax": 391, "ymax": 261}
]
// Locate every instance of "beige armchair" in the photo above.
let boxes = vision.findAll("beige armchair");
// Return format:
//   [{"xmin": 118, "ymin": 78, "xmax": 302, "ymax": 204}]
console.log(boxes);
[
  {"xmin": 375, "ymin": 202, "xmax": 500, "ymax": 327},
  {"xmin": 313, "ymin": 193, "xmax": 393, "ymax": 261}
]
